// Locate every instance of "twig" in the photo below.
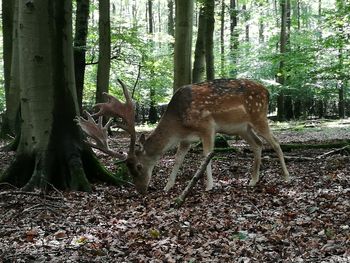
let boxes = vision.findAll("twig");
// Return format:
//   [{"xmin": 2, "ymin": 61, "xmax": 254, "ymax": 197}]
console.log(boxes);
[
  {"xmin": 175, "ymin": 152, "xmax": 215, "ymax": 207},
  {"xmin": 246, "ymin": 199, "xmax": 263, "ymax": 217},
  {"xmin": 132, "ymin": 64, "xmax": 142, "ymax": 99},
  {"xmin": 316, "ymin": 145, "xmax": 350, "ymax": 159}
]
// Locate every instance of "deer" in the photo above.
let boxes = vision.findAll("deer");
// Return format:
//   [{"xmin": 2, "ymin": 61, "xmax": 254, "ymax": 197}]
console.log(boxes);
[{"xmin": 76, "ymin": 79, "xmax": 290, "ymax": 194}]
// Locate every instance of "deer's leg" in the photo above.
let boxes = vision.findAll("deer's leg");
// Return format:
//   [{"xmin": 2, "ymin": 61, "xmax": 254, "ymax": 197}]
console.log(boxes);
[
  {"xmin": 164, "ymin": 141, "xmax": 191, "ymax": 192},
  {"xmin": 201, "ymin": 131, "xmax": 215, "ymax": 191},
  {"xmin": 240, "ymin": 126, "xmax": 263, "ymax": 186},
  {"xmin": 254, "ymin": 123, "xmax": 290, "ymax": 183}
]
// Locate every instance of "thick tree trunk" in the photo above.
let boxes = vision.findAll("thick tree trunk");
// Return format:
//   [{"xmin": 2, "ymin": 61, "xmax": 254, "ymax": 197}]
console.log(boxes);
[
  {"xmin": 173, "ymin": 0, "xmax": 193, "ymax": 91},
  {"xmin": 1, "ymin": 0, "xmax": 122, "ymax": 192},
  {"xmin": 95, "ymin": 0, "xmax": 111, "ymax": 104},
  {"xmin": 74, "ymin": 0, "xmax": 90, "ymax": 111}
]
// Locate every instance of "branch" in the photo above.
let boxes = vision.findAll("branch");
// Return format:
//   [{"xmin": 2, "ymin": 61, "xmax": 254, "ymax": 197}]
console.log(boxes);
[{"xmin": 175, "ymin": 152, "xmax": 215, "ymax": 207}]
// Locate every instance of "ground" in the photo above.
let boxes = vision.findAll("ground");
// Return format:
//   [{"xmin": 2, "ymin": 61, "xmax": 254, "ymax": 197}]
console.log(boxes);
[{"xmin": 0, "ymin": 119, "xmax": 349, "ymax": 262}]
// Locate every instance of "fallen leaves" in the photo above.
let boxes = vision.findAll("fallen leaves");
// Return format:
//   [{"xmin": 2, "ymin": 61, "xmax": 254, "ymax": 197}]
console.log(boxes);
[{"xmin": 1, "ymin": 129, "xmax": 350, "ymax": 262}]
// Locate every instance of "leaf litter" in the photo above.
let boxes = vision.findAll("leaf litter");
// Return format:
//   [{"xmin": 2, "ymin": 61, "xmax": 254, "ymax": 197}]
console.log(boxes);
[{"xmin": 0, "ymin": 125, "xmax": 350, "ymax": 262}]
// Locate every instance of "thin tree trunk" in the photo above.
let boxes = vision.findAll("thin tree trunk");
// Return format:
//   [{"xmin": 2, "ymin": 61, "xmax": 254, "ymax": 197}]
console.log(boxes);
[
  {"xmin": 173, "ymin": 0, "xmax": 194, "ymax": 91},
  {"xmin": 277, "ymin": 0, "xmax": 290, "ymax": 121},
  {"xmin": 95, "ymin": 0, "xmax": 111, "ymax": 104},
  {"xmin": 147, "ymin": 0, "xmax": 158, "ymax": 124},
  {"xmin": 205, "ymin": 0, "xmax": 215, "ymax": 80},
  {"xmin": 220, "ymin": 0, "xmax": 225, "ymax": 77},
  {"xmin": 167, "ymin": 0, "xmax": 175, "ymax": 37},
  {"xmin": 192, "ymin": 6, "xmax": 206, "ymax": 83},
  {"xmin": 1, "ymin": 0, "xmax": 15, "ymax": 137},
  {"xmin": 229, "ymin": 0, "xmax": 239, "ymax": 77},
  {"xmin": 74, "ymin": 0, "xmax": 90, "ymax": 111},
  {"xmin": 242, "ymin": 4, "xmax": 249, "ymax": 42}
]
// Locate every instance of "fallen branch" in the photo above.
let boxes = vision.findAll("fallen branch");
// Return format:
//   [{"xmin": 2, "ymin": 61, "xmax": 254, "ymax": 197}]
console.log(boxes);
[
  {"xmin": 316, "ymin": 145, "xmax": 350, "ymax": 159},
  {"xmin": 175, "ymin": 152, "xmax": 215, "ymax": 207}
]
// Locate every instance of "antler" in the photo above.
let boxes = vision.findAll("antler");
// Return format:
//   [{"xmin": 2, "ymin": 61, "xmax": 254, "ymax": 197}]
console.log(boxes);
[
  {"xmin": 75, "ymin": 111, "xmax": 127, "ymax": 159},
  {"xmin": 76, "ymin": 79, "xmax": 136, "ymax": 157}
]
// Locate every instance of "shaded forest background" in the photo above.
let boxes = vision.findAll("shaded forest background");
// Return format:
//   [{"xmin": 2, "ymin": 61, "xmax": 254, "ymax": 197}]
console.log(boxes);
[{"xmin": 0, "ymin": 0, "xmax": 349, "ymax": 126}]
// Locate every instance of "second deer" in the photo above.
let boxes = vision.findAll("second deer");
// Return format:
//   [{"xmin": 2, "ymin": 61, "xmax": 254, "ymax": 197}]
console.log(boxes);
[{"xmin": 76, "ymin": 79, "xmax": 290, "ymax": 194}]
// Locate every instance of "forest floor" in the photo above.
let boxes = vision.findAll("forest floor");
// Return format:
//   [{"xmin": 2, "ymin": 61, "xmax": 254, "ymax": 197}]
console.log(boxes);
[{"xmin": 0, "ymin": 119, "xmax": 350, "ymax": 263}]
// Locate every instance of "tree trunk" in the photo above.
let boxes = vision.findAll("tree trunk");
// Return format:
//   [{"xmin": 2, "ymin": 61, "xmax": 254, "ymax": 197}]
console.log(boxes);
[
  {"xmin": 338, "ymin": 80, "xmax": 345, "ymax": 118},
  {"xmin": 173, "ymin": 0, "xmax": 194, "ymax": 91},
  {"xmin": 167, "ymin": 0, "xmax": 175, "ymax": 37},
  {"xmin": 74, "ymin": 0, "xmax": 90, "ymax": 111},
  {"xmin": 242, "ymin": 4, "xmax": 249, "ymax": 42},
  {"xmin": 258, "ymin": 2, "xmax": 265, "ymax": 43},
  {"xmin": 205, "ymin": 0, "xmax": 215, "ymax": 81},
  {"xmin": 2, "ymin": 0, "xmax": 21, "ymax": 138},
  {"xmin": 1, "ymin": 0, "xmax": 14, "ymax": 137},
  {"xmin": 229, "ymin": 0, "xmax": 239, "ymax": 77},
  {"xmin": 277, "ymin": 0, "xmax": 290, "ymax": 121},
  {"xmin": 95, "ymin": 0, "xmax": 111, "ymax": 104},
  {"xmin": 192, "ymin": 6, "xmax": 206, "ymax": 83},
  {"xmin": 147, "ymin": 0, "xmax": 158, "ymax": 123},
  {"xmin": 1, "ymin": 0, "xmax": 122, "ymax": 192},
  {"xmin": 220, "ymin": 0, "xmax": 225, "ymax": 77}
]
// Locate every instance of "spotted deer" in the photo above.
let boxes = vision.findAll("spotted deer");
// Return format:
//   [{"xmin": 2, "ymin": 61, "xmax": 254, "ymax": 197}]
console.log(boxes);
[{"xmin": 76, "ymin": 79, "xmax": 290, "ymax": 194}]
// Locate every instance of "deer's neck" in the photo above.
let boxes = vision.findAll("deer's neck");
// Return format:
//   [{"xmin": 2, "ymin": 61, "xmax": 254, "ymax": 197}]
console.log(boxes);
[{"xmin": 143, "ymin": 120, "xmax": 178, "ymax": 160}]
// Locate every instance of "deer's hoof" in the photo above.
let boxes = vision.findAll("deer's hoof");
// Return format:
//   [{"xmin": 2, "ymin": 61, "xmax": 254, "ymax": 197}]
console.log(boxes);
[{"xmin": 284, "ymin": 176, "xmax": 291, "ymax": 184}]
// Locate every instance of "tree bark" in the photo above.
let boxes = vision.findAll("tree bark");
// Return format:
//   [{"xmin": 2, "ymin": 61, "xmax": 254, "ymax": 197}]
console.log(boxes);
[
  {"xmin": 147, "ymin": 0, "xmax": 158, "ymax": 124},
  {"xmin": 205, "ymin": 0, "xmax": 215, "ymax": 81},
  {"xmin": 2, "ymin": 0, "xmax": 20, "ymax": 137},
  {"xmin": 167, "ymin": 0, "xmax": 175, "ymax": 37},
  {"xmin": 74, "ymin": 0, "xmax": 90, "ymax": 111},
  {"xmin": 220, "ymin": 0, "xmax": 226, "ymax": 77},
  {"xmin": 229, "ymin": 0, "xmax": 239, "ymax": 77},
  {"xmin": 95, "ymin": 0, "xmax": 111, "ymax": 104},
  {"xmin": 1, "ymin": 0, "xmax": 14, "ymax": 137},
  {"xmin": 277, "ymin": 0, "xmax": 290, "ymax": 121},
  {"xmin": 192, "ymin": 6, "xmax": 206, "ymax": 83},
  {"xmin": 173, "ymin": 0, "xmax": 194, "ymax": 91},
  {"xmin": 1, "ymin": 0, "xmax": 122, "ymax": 192}
]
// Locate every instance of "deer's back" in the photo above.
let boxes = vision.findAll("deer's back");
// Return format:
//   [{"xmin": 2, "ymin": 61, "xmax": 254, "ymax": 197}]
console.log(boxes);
[{"xmin": 164, "ymin": 79, "xmax": 269, "ymax": 131}]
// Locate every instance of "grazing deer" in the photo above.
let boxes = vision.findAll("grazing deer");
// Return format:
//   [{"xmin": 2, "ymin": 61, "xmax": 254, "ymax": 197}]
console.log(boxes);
[{"xmin": 76, "ymin": 79, "xmax": 290, "ymax": 194}]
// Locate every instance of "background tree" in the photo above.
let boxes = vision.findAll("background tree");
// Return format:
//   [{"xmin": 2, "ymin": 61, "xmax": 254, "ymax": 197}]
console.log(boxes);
[
  {"xmin": 1, "ymin": 0, "xmax": 20, "ymax": 139},
  {"xmin": 0, "ymin": 0, "xmax": 14, "ymax": 137},
  {"xmin": 276, "ymin": 0, "xmax": 291, "ymax": 121},
  {"xmin": 173, "ymin": 0, "xmax": 194, "ymax": 91},
  {"xmin": 74, "ymin": 0, "xmax": 90, "ymax": 111},
  {"xmin": 95, "ymin": 0, "xmax": 111, "ymax": 104},
  {"xmin": 192, "ymin": 3, "xmax": 207, "ymax": 83},
  {"xmin": 229, "ymin": 0, "xmax": 239, "ymax": 77}
]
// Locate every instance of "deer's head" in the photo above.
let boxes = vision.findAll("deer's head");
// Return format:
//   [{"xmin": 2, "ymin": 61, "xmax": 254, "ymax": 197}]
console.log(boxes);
[{"xmin": 76, "ymin": 79, "xmax": 151, "ymax": 194}]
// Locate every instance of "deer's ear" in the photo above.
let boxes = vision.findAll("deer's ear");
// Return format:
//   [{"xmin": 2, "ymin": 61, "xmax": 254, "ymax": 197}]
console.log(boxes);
[{"xmin": 139, "ymin": 133, "xmax": 146, "ymax": 146}]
